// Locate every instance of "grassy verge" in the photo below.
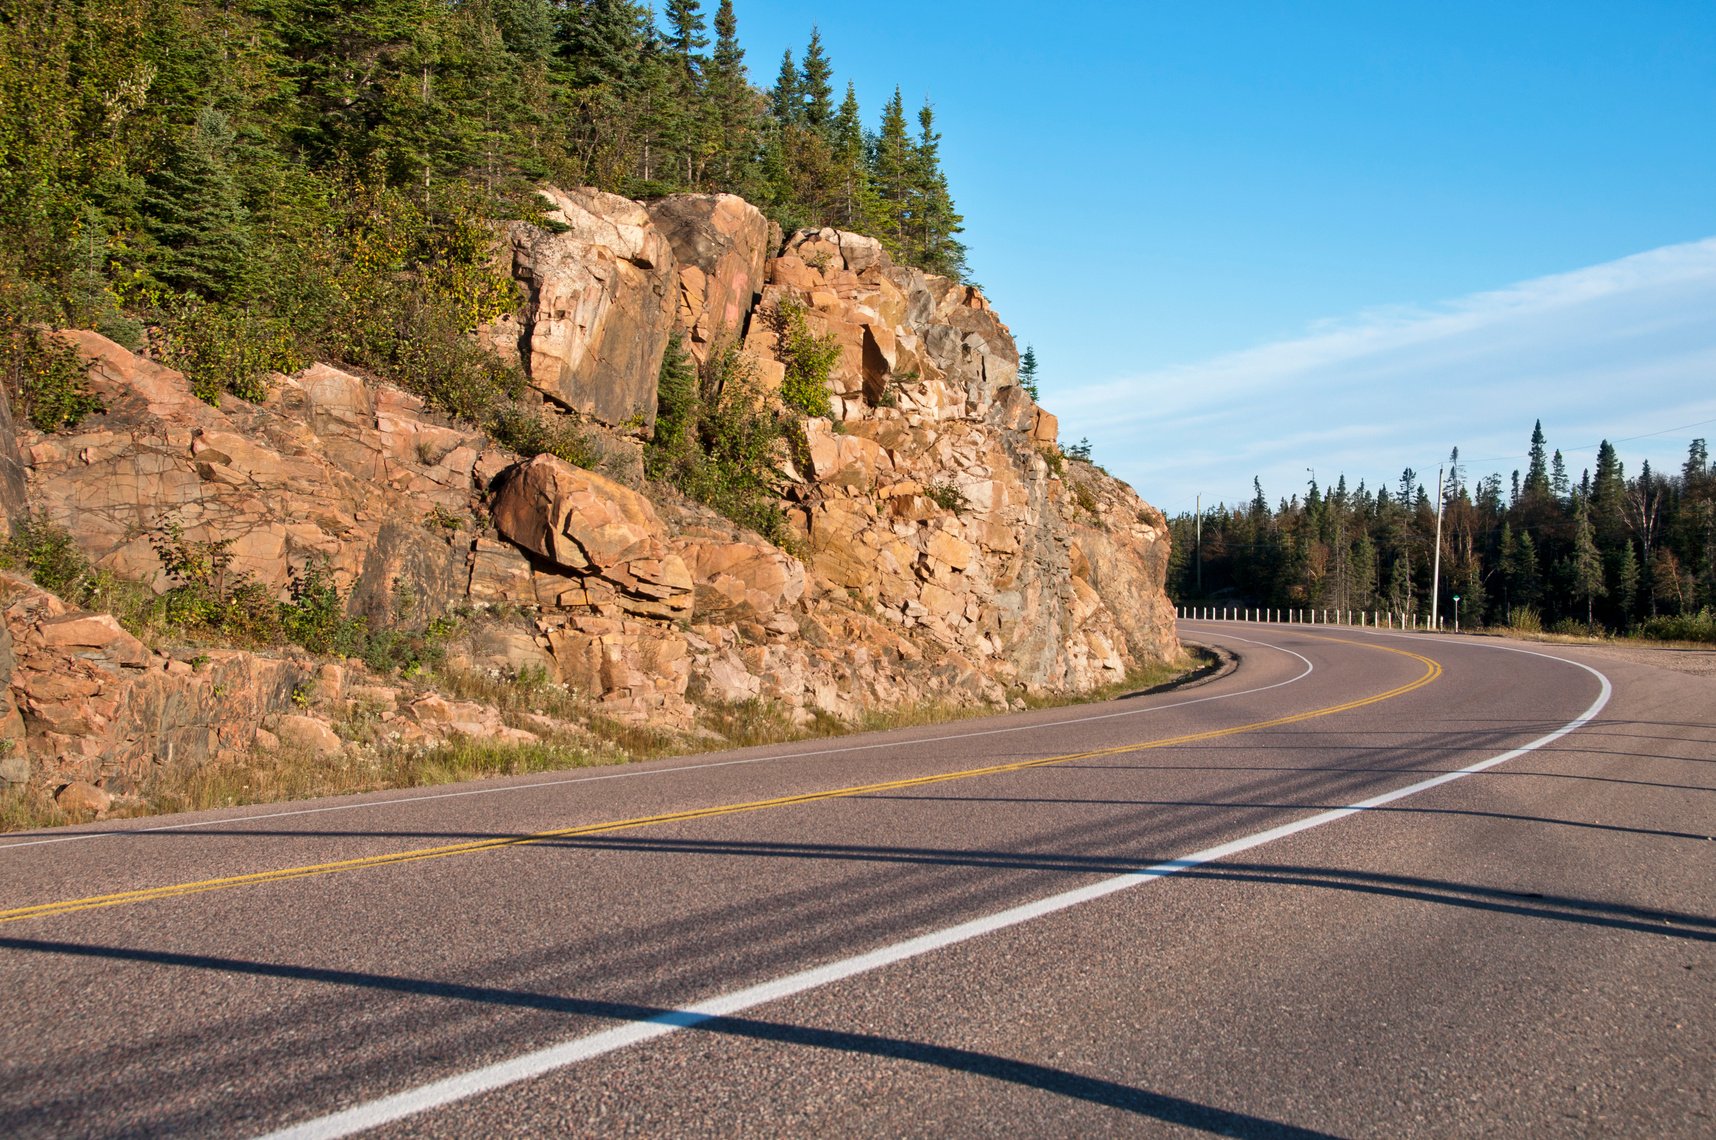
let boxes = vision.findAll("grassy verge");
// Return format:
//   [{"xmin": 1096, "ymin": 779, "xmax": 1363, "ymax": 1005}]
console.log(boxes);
[{"xmin": 2, "ymin": 651, "xmax": 1204, "ymax": 831}]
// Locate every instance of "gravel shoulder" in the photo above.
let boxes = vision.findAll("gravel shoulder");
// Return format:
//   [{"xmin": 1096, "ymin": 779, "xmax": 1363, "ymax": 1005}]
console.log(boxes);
[{"xmin": 1532, "ymin": 639, "xmax": 1716, "ymax": 680}]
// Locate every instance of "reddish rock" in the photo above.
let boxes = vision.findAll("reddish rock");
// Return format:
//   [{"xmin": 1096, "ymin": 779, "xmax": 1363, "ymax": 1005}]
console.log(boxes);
[
  {"xmin": 484, "ymin": 186, "xmax": 677, "ymax": 427},
  {"xmin": 490, "ymin": 455, "xmax": 692, "ymax": 619},
  {"xmin": 646, "ymin": 194, "xmax": 774, "ymax": 362},
  {"xmin": 39, "ymin": 614, "xmax": 149, "ymax": 667},
  {"xmin": 272, "ymin": 715, "xmax": 343, "ymax": 757},
  {"xmin": 55, "ymin": 780, "xmax": 112, "ymax": 815}
]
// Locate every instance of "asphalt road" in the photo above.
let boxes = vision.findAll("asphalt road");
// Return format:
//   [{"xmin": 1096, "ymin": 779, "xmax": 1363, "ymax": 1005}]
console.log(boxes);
[{"xmin": 0, "ymin": 624, "xmax": 1710, "ymax": 1138}]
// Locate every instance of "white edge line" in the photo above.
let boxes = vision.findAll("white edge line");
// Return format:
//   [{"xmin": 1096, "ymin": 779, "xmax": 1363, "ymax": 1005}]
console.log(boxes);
[
  {"xmin": 0, "ymin": 637, "xmax": 1310, "ymax": 852},
  {"xmin": 260, "ymin": 645, "xmax": 1611, "ymax": 1140}
]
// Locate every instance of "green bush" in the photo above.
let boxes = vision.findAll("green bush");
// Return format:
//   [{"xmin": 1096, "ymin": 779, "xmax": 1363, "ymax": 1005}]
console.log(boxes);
[
  {"xmin": 1639, "ymin": 608, "xmax": 1716, "ymax": 644},
  {"xmin": 647, "ymin": 338, "xmax": 788, "ymax": 544},
  {"xmin": 489, "ymin": 402, "xmax": 600, "ymax": 470},
  {"xmin": 4, "ymin": 514, "xmax": 98, "ymax": 599},
  {"xmin": 1507, "ymin": 605, "xmax": 1543, "ymax": 634},
  {"xmin": 153, "ymin": 294, "xmax": 302, "ymax": 404},
  {"xmin": 775, "ymin": 300, "xmax": 839, "ymax": 419},
  {"xmin": 926, "ymin": 480, "xmax": 969, "ymax": 515},
  {"xmin": 0, "ymin": 322, "xmax": 103, "ymax": 431}
]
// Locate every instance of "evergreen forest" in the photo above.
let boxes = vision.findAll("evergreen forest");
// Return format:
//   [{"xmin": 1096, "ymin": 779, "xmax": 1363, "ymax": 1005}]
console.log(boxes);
[
  {"xmin": 1166, "ymin": 423, "xmax": 1716, "ymax": 642},
  {"xmin": 0, "ymin": 0, "xmax": 968, "ymax": 414}
]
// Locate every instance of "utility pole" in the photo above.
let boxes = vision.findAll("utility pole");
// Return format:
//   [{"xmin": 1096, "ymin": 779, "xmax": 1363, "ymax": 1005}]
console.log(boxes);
[{"xmin": 1430, "ymin": 465, "xmax": 1445, "ymax": 631}]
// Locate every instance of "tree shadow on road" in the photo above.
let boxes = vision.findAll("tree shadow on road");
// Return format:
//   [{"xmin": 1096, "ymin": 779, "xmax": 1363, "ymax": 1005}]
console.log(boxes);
[{"xmin": 0, "ymin": 933, "xmax": 1339, "ymax": 1139}]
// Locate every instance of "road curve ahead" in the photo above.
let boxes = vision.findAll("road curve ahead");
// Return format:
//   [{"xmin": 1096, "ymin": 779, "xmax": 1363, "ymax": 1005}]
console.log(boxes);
[{"xmin": 0, "ymin": 625, "xmax": 1710, "ymax": 1137}]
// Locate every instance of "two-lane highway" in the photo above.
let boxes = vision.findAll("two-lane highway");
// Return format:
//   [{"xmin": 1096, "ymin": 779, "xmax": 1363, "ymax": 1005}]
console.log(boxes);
[{"xmin": 1, "ymin": 625, "xmax": 1710, "ymax": 1137}]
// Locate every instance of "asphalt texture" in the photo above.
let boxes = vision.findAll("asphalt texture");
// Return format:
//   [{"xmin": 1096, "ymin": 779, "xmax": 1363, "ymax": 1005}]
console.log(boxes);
[{"xmin": 0, "ymin": 623, "xmax": 1710, "ymax": 1138}]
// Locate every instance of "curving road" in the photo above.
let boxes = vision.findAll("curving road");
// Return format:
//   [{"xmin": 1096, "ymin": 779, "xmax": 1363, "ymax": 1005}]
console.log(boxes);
[{"xmin": 0, "ymin": 625, "xmax": 1711, "ymax": 1137}]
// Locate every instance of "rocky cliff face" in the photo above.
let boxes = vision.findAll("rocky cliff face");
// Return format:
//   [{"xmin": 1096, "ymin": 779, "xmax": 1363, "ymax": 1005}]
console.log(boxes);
[{"xmin": 0, "ymin": 187, "xmax": 1178, "ymax": 810}]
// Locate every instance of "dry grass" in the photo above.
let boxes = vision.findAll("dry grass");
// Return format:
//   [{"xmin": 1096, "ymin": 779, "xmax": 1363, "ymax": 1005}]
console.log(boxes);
[
  {"xmin": 0, "ymin": 785, "xmax": 72, "ymax": 831},
  {"xmin": 144, "ymin": 736, "xmax": 630, "ymax": 818},
  {"xmin": 1012, "ymin": 650, "xmax": 1209, "ymax": 711},
  {"xmin": 0, "ymin": 653, "xmax": 1206, "ymax": 832}
]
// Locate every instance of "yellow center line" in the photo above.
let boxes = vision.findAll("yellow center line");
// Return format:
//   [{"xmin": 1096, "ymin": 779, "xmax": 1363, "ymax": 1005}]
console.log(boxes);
[{"xmin": 1, "ymin": 638, "xmax": 1439, "ymax": 926}]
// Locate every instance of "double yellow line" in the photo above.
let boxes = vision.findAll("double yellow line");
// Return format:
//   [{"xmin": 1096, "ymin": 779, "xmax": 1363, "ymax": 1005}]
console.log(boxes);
[{"xmin": 1, "ymin": 639, "xmax": 1440, "ymax": 927}]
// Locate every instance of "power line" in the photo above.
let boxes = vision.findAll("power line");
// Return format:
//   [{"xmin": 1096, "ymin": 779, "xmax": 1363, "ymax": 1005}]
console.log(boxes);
[{"xmin": 1460, "ymin": 415, "xmax": 1716, "ymax": 466}]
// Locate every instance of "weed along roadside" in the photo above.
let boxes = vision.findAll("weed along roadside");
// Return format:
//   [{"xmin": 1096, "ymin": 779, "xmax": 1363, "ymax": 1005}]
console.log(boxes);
[{"xmin": 0, "ymin": 649, "xmax": 1203, "ymax": 833}]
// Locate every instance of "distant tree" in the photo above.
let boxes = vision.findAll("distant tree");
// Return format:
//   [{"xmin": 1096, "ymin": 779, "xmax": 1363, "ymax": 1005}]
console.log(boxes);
[
  {"xmin": 768, "ymin": 49, "xmax": 799, "ymax": 125},
  {"xmin": 1614, "ymin": 541, "xmax": 1640, "ymax": 626},
  {"xmin": 1551, "ymin": 449, "xmax": 1571, "ymax": 502},
  {"xmin": 869, "ymin": 88, "xmax": 912, "ymax": 255},
  {"xmin": 828, "ymin": 83, "xmax": 874, "ymax": 229},
  {"xmin": 1525, "ymin": 420, "xmax": 1551, "ymax": 498},
  {"xmin": 705, "ymin": 0, "xmax": 755, "ymax": 188},
  {"xmin": 662, "ymin": 0, "xmax": 708, "ymax": 70},
  {"xmin": 907, "ymin": 100, "xmax": 966, "ymax": 278},
  {"xmin": 1685, "ymin": 437, "xmax": 1711, "ymax": 483},
  {"xmin": 1568, "ymin": 501, "xmax": 1606, "ymax": 624}
]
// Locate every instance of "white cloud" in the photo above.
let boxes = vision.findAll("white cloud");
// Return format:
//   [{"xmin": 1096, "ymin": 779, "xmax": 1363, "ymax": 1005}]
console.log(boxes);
[{"xmin": 1052, "ymin": 237, "xmax": 1716, "ymax": 514}]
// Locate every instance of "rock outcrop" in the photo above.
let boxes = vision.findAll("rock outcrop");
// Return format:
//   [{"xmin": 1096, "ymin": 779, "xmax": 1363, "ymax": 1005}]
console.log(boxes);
[
  {"xmin": 0, "ymin": 185, "xmax": 1179, "ymax": 809},
  {"xmin": 484, "ymin": 186, "xmax": 678, "ymax": 427},
  {"xmin": 646, "ymin": 193, "xmax": 777, "ymax": 363}
]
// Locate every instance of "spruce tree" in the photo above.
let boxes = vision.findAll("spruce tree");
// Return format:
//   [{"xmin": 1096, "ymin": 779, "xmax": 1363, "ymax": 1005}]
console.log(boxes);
[
  {"xmin": 1615, "ymin": 541, "xmax": 1640, "ymax": 626},
  {"xmin": 798, "ymin": 28, "xmax": 834, "ymax": 132},
  {"xmin": 829, "ymin": 83, "xmax": 874, "ymax": 230},
  {"xmin": 909, "ymin": 100, "xmax": 966, "ymax": 278},
  {"xmin": 705, "ymin": 0, "xmax": 754, "ymax": 188},
  {"xmin": 1569, "ymin": 501, "xmax": 1606, "ymax": 624},
  {"xmin": 1551, "ymin": 449, "xmax": 1571, "ymax": 501},
  {"xmin": 769, "ymin": 50, "xmax": 799, "ymax": 125},
  {"xmin": 143, "ymin": 107, "xmax": 253, "ymax": 299},
  {"xmin": 662, "ymin": 0, "xmax": 708, "ymax": 71},
  {"xmin": 1019, "ymin": 345, "xmax": 1040, "ymax": 399},
  {"xmin": 869, "ymin": 88, "xmax": 912, "ymax": 256},
  {"xmin": 1525, "ymin": 420, "xmax": 1551, "ymax": 498}
]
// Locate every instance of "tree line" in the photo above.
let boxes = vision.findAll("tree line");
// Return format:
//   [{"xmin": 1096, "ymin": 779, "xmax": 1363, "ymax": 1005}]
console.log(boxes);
[
  {"xmin": 0, "ymin": 0, "xmax": 968, "ymax": 415},
  {"xmin": 1166, "ymin": 423, "xmax": 1716, "ymax": 641}
]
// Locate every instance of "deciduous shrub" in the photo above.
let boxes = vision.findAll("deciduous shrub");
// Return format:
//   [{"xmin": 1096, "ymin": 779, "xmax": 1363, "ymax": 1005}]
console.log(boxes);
[
  {"xmin": 1640, "ymin": 608, "xmax": 1716, "ymax": 644},
  {"xmin": 774, "ymin": 300, "xmax": 839, "ymax": 419},
  {"xmin": 0, "ymin": 322, "xmax": 102, "ymax": 431},
  {"xmin": 647, "ymin": 337, "xmax": 788, "ymax": 543}
]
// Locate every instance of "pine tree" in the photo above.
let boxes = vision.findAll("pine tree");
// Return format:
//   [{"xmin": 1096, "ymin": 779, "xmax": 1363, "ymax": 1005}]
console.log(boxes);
[
  {"xmin": 492, "ymin": 0, "xmax": 556, "ymax": 62},
  {"xmin": 1551, "ymin": 449, "xmax": 1570, "ymax": 501},
  {"xmin": 705, "ymin": 0, "xmax": 754, "ymax": 188},
  {"xmin": 869, "ymin": 88, "xmax": 912, "ymax": 255},
  {"xmin": 798, "ymin": 28, "xmax": 833, "ymax": 132},
  {"xmin": 662, "ymin": 0, "xmax": 708, "ymax": 71},
  {"xmin": 1019, "ymin": 345, "xmax": 1040, "ymax": 399},
  {"xmin": 1684, "ymin": 438, "xmax": 1711, "ymax": 485},
  {"xmin": 1525, "ymin": 420, "xmax": 1551, "ymax": 498},
  {"xmin": 829, "ymin": 83, "xmax": 873, "ymax": 230},
  {"xmin": 908, "ymin": 100, "xmax": 966, "ymax": 278},
  {"xmin": 1615, "ymin": 541, "xmax": 1640, "ymax": 626},
  {"xmin": 1569, "ymin": 500, "xmax": 1606, "ymax": 624},
  {"xmin": 769, "ymin": 50, "xmax": 799, "ymax": 125},
  {"xmin": 143, "ymin": 107, "xmax": 253, "ymax": 299}
]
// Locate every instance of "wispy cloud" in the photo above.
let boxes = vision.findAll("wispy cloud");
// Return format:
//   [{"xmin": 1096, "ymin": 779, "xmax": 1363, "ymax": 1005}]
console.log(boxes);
[{"xmin": 1053, "ymin": 238, "xmax": 1716, "ymax": 514}]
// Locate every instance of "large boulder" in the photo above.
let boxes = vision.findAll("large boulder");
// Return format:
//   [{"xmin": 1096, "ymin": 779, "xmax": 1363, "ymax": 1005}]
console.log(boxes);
[
  {"xmin": 646, "ymin": 194, "xmax": 776, "ymax": 362},
  {"xmin": 485, "ymin": 186, "xmax": 678, "ymax": 427},
  {"xmin": 490, "ymin": 454, "xmax": 693, "ymax": 620}
]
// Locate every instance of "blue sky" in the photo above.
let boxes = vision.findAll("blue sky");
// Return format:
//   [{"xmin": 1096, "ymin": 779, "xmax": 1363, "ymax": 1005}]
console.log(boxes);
[{"xmin": 731, "ymin": 1, "xmax": 1716, "ymax": 514}]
